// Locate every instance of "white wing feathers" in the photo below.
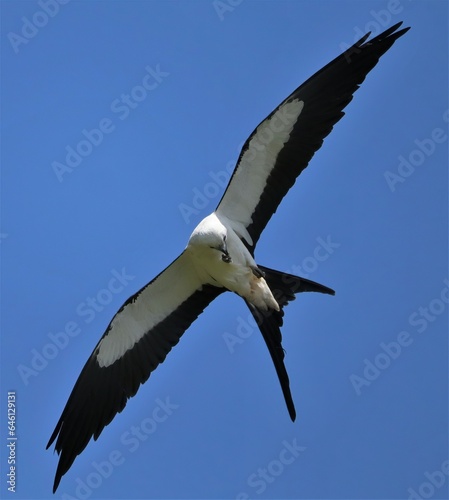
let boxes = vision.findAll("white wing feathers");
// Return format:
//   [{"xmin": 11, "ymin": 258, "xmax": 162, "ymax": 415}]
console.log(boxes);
[
  {"xmin": 96, "ymin": 252, "xmax": 203, "ymax": 367},
  {"xmin": 217, "ymin": 99, "xmax": 304, "ymax": 243}
]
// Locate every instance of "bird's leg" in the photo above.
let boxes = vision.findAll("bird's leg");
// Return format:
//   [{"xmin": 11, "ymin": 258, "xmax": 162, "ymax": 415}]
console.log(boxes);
[{"xmin": 251, "ymin": 266, "xmax": 265, "ymax": 279}]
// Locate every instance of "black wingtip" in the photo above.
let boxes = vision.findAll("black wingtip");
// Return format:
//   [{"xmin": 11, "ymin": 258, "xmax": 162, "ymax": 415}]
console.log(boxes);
[
  {"xmin": 342, "ymin": 21, "xmax": 410, "ymax": 65},
  {"xmin": 381, "ymin": 21, "xmax": 411, "ymax": 37},
  {"xmin": 364, "ymin": 21, "xmax": 410, "ymax": 44},
  {"xmin": 45, "ymin": 437, "xmax": 54, "ymax": 451},
  {"xmin": 46, "ymin": 425, "xmax": 61, "ymax": 492},
  {"xmin": 366, "ymin": 22, "xmax": 411, "ymax": 50},
  {"xmin": 52, "ymin": 457, "xmax": 63, "ymax": 493}
]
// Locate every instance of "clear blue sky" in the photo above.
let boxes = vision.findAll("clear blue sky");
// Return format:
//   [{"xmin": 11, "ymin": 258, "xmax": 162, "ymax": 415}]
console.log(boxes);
[{"xmin": 1, "ymin": 1, "xmax": 448, "ymax": 499}]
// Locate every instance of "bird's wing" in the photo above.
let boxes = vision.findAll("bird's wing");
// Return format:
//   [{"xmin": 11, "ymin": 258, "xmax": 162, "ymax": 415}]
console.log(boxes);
[
  {"xmin": 47, "ymin": 251, "xmax": 223, "ymax": 492},
  {"xmin": 216, "ymin": 22, "xmax": 410, "ymax": 253}
]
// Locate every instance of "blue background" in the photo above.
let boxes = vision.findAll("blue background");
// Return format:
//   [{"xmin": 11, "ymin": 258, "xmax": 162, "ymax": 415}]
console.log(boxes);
[{"xmin": 1, "ymin": 1, "xmax": 448, "ymax": 499}]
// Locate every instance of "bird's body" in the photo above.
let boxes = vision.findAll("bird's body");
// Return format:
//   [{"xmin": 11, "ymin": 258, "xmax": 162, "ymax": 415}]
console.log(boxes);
[
  {"xmin": 187, "ymin": 212, "xmax": 279, "ymax": 311},
  {"xmin": 47, "ymin": 22, "xmax": 410, "ymax": 493}
]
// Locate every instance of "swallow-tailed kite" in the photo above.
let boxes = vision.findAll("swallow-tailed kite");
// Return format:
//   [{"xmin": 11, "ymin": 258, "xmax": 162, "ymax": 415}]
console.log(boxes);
[{"xmin": 47, "ymin": 23, "xmax": 409, "ymax": 492}]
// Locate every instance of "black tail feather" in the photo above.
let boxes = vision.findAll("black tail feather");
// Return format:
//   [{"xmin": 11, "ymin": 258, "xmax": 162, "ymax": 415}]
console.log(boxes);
[
  {"xmin": 246, "ymin": 266, "xmax": 334, "ymax": 421},
  {"xmin": 258, "ymin": 265, "xmax": 335, "ymax": 304}
]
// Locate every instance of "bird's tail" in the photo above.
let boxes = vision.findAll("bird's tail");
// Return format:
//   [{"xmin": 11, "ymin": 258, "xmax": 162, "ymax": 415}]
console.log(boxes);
[
  {"xmin": 245, "ymin": 266, "xmax": 334, "ymax": 421},
  {"xmin": 260, "ymin": 265, "xmax": 335, "ymax": 306}
]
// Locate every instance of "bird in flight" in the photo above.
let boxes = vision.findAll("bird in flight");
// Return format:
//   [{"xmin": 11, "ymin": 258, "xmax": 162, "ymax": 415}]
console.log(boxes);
[{"xmin": 47, "ymin": 22, "xmax": 409, "ymax": 492}]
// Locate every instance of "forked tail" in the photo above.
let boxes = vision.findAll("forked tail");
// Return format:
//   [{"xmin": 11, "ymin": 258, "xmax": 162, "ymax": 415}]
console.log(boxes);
[{"xmin": 246, "ymin": 266, "xmax": 334, "ymax": 421}]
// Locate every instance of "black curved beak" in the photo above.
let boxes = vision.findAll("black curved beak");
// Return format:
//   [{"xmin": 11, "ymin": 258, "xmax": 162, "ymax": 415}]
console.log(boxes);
[{"xmin": 219, "ymin": 242, "xmax": 232, "ymax": 263}]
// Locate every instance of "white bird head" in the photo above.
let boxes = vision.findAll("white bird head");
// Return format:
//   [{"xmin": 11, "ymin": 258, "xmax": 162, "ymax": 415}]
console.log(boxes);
[{"xmin": 187, "ymin": 213, "xmax": 230, "ymax": 261}]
